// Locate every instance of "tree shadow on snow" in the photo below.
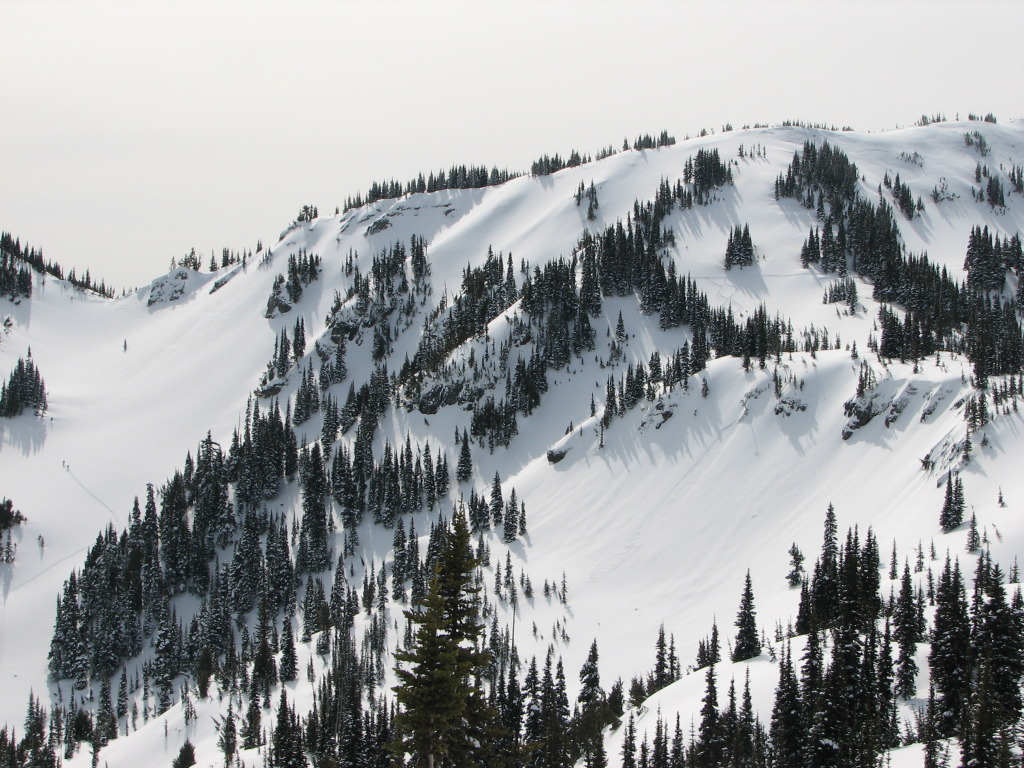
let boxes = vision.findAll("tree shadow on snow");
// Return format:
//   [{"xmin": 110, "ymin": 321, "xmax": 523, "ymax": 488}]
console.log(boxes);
[{"xmin": 0, "ymin": 414, "xmax": 48, "ymax": 456}]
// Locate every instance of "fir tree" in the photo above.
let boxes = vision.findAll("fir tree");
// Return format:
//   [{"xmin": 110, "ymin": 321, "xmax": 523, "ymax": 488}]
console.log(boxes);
[
  {"xmin": 391, "ymin": 510, "xmax": 495, "ymax": 767},
  {"xmin": 279, "ymin": 614, "xmax": 298, "ymax": 682},
  {"xmin": 732, "ymin": 570, "xmax": 761, "ymax": 661},
  {"xmin": 172, "ymin": 740, "xmax": 197, "ymax": 768},
  {"xmin": 893, "ymin": 563, "xmax": 919, "ymax": 699},
  {"xmin": 270, "ymin": 689, "xmax": 306, "ymax": 768},
  {"xmin": 457, "ymin": 431, "xmax": 473, "ymax": 484},
  {"xmin": 939, "ymin": 473, "xmax": 964, "ymax": 532},
  {"xmin": 929, "ymin": 557, "xmax": 971, "ymax": 737}
]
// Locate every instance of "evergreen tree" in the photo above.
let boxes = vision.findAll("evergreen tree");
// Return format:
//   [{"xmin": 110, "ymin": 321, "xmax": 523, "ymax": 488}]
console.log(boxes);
[
  {"xmin": 172, "ymin": 740, "xmax": 197, "ymax": 768},
  {"xmin": 280, "ymin": 614, "xmax": 298, "ymax": 682},
  {"xmin": 621, "ymin": 713, "xmax": 636, "ymax": 768},
  {"xmin": 893, "ymin": 563, "xmax": 920, "ymax": 699},
  {"xmin": 0, "ymin": 352, "xmax": 48, "ymax": 417},
  {"xmin": 219, "ymin": 702, "xmax": 237, "ymax": 767},
  {"xmin": 929, "ymin": 557, "xmax": 971, "ymax": 737},
  {"xmin": 939, "ymin": 473, "xmax": 964, "ymax": 532},
  {"xmin": 457, "ymin": 431, "xmax": 473, "ymax": 484},
  {"xmin": 270, "ymin": 689, "xmax": 307, "ymax": 768},
  {"xmin": 770, "ymin": 644, "xmax": 803, "ymax": 768},
  {"xmin": 576, "ymin": 639, "xmax": 611, "ymax": 764},
  {"xmin": 693, "ymin": 662, "xmax": 721, "ymax": 768},
  {"xmin": 732, "ymin": 570, "xmax": 761, "ymax": 661},
  {"xmin": 391, "ymin": 510, "xmax": 495, "ymax": 767}
]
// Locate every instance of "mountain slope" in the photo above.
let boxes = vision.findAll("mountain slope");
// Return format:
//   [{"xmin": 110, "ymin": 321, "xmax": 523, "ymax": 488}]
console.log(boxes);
[{"xmin": 2, "ymin": 117, "xmax": 1024, "ymax": 767}]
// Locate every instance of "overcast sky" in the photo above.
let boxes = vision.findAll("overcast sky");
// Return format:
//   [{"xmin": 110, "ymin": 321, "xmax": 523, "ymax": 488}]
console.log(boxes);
[{"xmin": 3, "ymin": 0, "xmax": 1022, "ymax": 289}]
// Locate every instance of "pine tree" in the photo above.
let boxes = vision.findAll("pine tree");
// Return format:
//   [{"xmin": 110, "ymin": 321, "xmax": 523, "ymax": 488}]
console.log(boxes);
[
  {"xmin": 893, "ymin": 563, "xmax": 919, "ymax": 699},
  {"xmin": 693, "ymin": 662, "xmax": 721, "ymax": 768},
  {"xmin": 391, "ymin": 510, "xmax": 495, "ymax": 767},
  {"xmin": 732, "ymin": 570, "xmax": 761, "ymax": 661},
  {"xmin": 172, "ymin": 740, "xmax": 197, "ymax": 768},
  {"xmin": 786, "ymin": 543, "xmax": 804, "ymax": 587},
  {"xmin": 219, "ymin": 702, "xmax": 237, "ymax": 767},
  {"xmin": 621, "ymin": 713, "xmax": 636, "ymax": 768},
  {"xmin": 270, "ymin": 689, "xmax": 306, "ymax": 768},
  {"xmin": 489, "ymin": 471, "xmax": 503, "ymax": 526},
  {"xmin": 502, "ymin": 488, "xmax": 519, "ymax": 543},
  {"xmin": 966, "ymin": 512, "xmax": 980, "ymax": 552},
  {"xmin": 770, "ymin": 644, "xmax": 803, "ymax": 768},
  {"xmin": 279, "ymin": 614, "xmax": 298, "ymax": 682},
  {"xmin": 457, "ymin": 432, "xmax": 473, "ymax": 484},
  {"xmin": 929, "ymin": 557, "xmax": 971, "ymax": 737},
  {"xmin": 576, "ymin": 639, "xmax": 611, "ymax": 763},
  {"xmin": 939, "ymin": 473, "xmax": 964, "ymax": 531}
]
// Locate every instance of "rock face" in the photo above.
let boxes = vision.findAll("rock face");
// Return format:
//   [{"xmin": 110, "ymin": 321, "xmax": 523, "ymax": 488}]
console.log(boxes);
[
  {"xmin": 546, "ymin": 449, "xmax": 567, "ymax": 464},
  {"xmin": 265, "ymin": 279, "xmax": 292, "ymax": 318},
  {"xmin": 147, "ymin": 268, "xmax": 205, "ymax": 307},
  {"xmin": 842, "ymin": 392, "xmax": 885, "ymax": 440}
]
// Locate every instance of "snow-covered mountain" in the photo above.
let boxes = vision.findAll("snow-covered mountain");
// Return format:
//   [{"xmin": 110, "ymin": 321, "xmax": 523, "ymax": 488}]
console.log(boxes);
[{"xmin": 2, "ymin": 117, "xmax": 1024, "ymax": 767}]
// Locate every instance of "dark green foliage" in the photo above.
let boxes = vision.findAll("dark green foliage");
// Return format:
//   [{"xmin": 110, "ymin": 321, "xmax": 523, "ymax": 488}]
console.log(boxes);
[
  {"xmin": 270, "ymin": 690, "xmax": 306, "ymax": 768},
  {"xmin": 171, "ymin": 740, "xmax": 197, "ymax": 768},
  {"xmin": 0, "ymin": 233, "xmax": 33, "ymax": 299},
  {"xmin": 346, "ymin": 164, "xmax": 519, "ymax": 210},
  {"xmin": 0, "ymin": 352, "xmax": 47, "ymax": 417},
  {"xmin": 891, "ymin": 173, "xmax": 916, "ymax": 218},
  {"xmin": 532, "ymin": 149, "xmax": 591, "ymax": 176},
  {"xmin": 939, "ymin": 473, "xmax": 964, "ymax": 531},
  {"xmin": 279, "ymin": 614, "xmax": 298, "ymax": 682},
  {"xmin": 774, "ymin": 140, "xmax": 860, "ymax": 208},
  {"xmin": 646, "ymin": 624, "xmax": 679, "ymax": 695},
  {"xmin": 963, "ymin": 225, "xmax": 1015, "ymax": 293},
  {"xmin": 391, "ymin": 510, "xmax": 495, "ymax": 767},
  {"xmin": 724, "ymin": 225, "xmax": 755, "ymax": 270},
  {"xmin": 693, "ymin": 663, "xmax": 722, "ymax": 768},
  {"xmin": 822, "ymin": 277, "xmax": 857, "ymax": 311},
  {"xmin": 986, "ymin": 175, "xmax": 1006, "ymax": 208},
  {"xmin": 695, "ymin": 620, "xmax": 721, "ymax": 671},
  {"xmin": 575, "ymin": 639, "xmax": 615, "ymax": 766},
  {"xmin": 0, "ymin": 497, "xmax": 25, "ymax": 532},
  {"xmin": 893, "ymin": 563, "xmax": 920, "ymax": 699},
  {"xmin": 406, "ymin": 246, "xmax": 518, "ymax": 387},
  {"xmin": 682, "ymin": 148, "xmax": 733, "ymax": 204},
  {"xmin": 285, "ymin": 249, "xmax": 321, "ymax": 304},
  {"xmin": 966, "ymin": 559, "xmax": 1023, "ymax": 738},
  {"xmin": 770, "ymin": 644, "xmax": 803, "ymax": 768},
  {"xmin": 457, "ymin": 431, "xmax": 473, "ymax": 483},
  {"xmin": 296, "ymin": 442, "xmax": 330, "ymax": 573},
  {"xmin": 218, "ymin": 702, "xmax": 237, "ymax": 766},
  {"xmin": 632, "ymin": 130, "xmax": 676, "ymax": 150},
  {"xmin": 931, "ymin": 557, "xmax": 972, "ymax": 740},
  {"xmin": 1, "ymin": 231, "xmax": 114, "ymax": 297},
  {"xmin": 786, "ymin": 544, "xmax": 804, "ymax": 587},
  {"xmin": 732, "ymin": 571, "xmax": 761, "ymax": 661}
]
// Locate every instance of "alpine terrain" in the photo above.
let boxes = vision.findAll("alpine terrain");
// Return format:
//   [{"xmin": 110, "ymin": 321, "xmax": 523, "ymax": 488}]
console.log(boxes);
[{"xmin": 2, "ymin": 115, "xmax": 1024, "ymax": 768}]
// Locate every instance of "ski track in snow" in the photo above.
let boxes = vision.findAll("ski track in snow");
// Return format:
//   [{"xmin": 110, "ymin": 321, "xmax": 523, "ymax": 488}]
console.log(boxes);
[{"xmin": 65, "ymin": 467, "xmax": 123, "ymax": 527}]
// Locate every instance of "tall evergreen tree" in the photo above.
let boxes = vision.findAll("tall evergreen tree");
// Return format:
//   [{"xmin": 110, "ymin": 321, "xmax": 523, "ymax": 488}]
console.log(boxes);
[
  {"xmin": 457, "ymin": 432, "xmax": 473, "ymax": 484},
  {"xmin": 770, "ymin": 643, "xmax": 803, "ymax": 768},
  {"xmin": 929, "ymin": 557, "xmax": 971, "ymax": 737},
  {"xmin": 733, "ymin": 570, "xmax": 761, "ymax": 661},
  {"xmin": 392, "ymin": 510, "xmax": 495, "ymax": 767},
  {"xmin": 939, "ymin": 473, "xmax": 964, "ymax": 532}
]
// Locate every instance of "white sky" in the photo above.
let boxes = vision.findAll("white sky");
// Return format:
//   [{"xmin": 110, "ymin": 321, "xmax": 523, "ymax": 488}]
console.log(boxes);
[{"xmin": 2, "ymin": 0, "xmax": 1022, "ymax": 289}]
